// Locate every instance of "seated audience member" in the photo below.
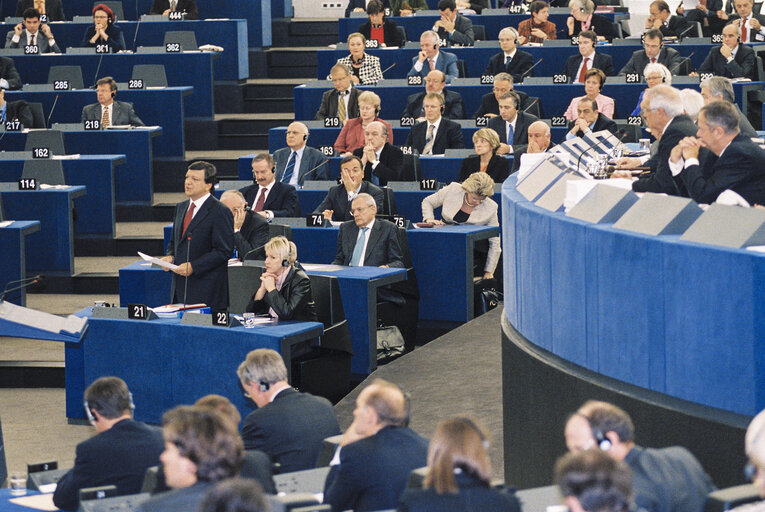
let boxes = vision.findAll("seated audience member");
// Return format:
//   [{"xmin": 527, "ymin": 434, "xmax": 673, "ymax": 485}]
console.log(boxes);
[
  {"xmin": 484, "ymin": 27, "xmax": 534, "ymax": 83},
  {"xmin": 337, "ymin": 32, "xmax": 383, "ymax": 85},
  {"xmin": 433, "ymin": 0, "xmax": 474, "ymax": 46},
  {"xmin": 0, "ymin": 87, "xmax": 32, "ymax": 127},
  {"xmin": 353, "ymin": 121, "xmax": 403, "ymax": 186},
  {"xmin": 645, "ymin": 0, "xmax": 691, "ymax": 37},
  {"xmin": 564, "ymin": 68, "xmax": 614, "ymax": 120},
  {"xmin": 52, "ymin": 377, "xmax": 164, "ymax": 511},
  {"xmin": 456, "ymin": 0, "xmax": 489, "ymax": 13},
  {"xmin": 240, "ymin": 153, "xmax": 299, "ymax": 219},
  {"xmin": 392, "ymin": 0, "xmax": 428, "ymax": 15},
  {"xmin": 718, "ymin": 0, "xmax": 765, "ymax": 43},
  {"xmin": 677, "ymin": 0, "xmax": 724, "ymax": 36},
  {"xmin": 512, "ymin": 120, "xmax": 554, "ymax": 172},
  {"xmin": 630, "ymin": 63, "xmax": 672, "ymax": 116},
  {"xmin": 619, "ymin": 29, "xmax": 684, "ymax": 77},
  {"xmin": 316, "ymin": 63, "xmax": 361, "ymax": 122},
  {"xmin": 6, "ymin": 8, "xmax": 60, "ymax": 52},
  {"xmin": 399, "ymin": 417, "xmax": 520, "ymax": 512},
  {"xmin": 324, "ymin": 379, "xmax": 428, "ymax": 512},
  {"xmin": 402, "ymin": 69, "xmax": 465, "ymax": 121},
  {"xmin": 555, "ymin": 449, "xmax": 632, "ymax": 512},
  {"xmin": 137, "ymin": 406, "xmax": 242, "ymax": 512},
  {"xmin": 335, "ymin": 90, "xmax": 393, "ymax": 154},
  {"xmin": 566, "ymin": 97, "xmax": 617, "ymax": 140},
  {"xmin": 358, "ymin": 0, "xmax": 404, "ymax": 47},
  {"xmin": 488, "ymin": 91, "xmax": 538, "ymax": 155},
  {"xmin": 405, "ymin": 92, "xmax": 464, "ymax": 155},
  {"xmin": 518, "ymin": 1, "xmax": 557, "ymax": 44},
  {"xmin": 700, "ymin": 75, "xmax": 758, "ymax": 137},
  {"xmin": 245, "ymin": 236, "xmax": 318, "ymax": 321},
  {"xmin": 333, "ymin": 193, "xmax": 404, "ymax": 267},
  {"xmin": 564, "ymin": 400, "xmax": 716, "ymax": 512},
  {"xmin": 149, "ymin": 0, "xmax": 198, "ymax": 18},
  {"xmin": 315, "ymin": 155, "xmax": 384, "ymax": 222},
  {"xmin": 473, "ymin": 73, "xmax": 532, "ymax": 118},
  {"xmin": 458, "ymin": 128, "xmax": 510, "ymax": 183},
  {"xmin": 220, "ymin": 190, "xmax": 269, "ymax": 261},
  {"xmin": 82, "ymin": 76, "xmax": 145, "ymax": 127},
  {"xmin": 0, "ymin": 56, "xmax": 21, "ymax": 90},
  {"xmin": 694, "ymin": 23, "xmax": 756, "ymax": 79},
  {"xmin": 566, "ymin": 0, "xmax": 615, "ymax": 41},
  {"xmin": 564, "ymin": 30, "xmax": 615, "ymax": 83},
  {"xmin": 238, "ymin": 349, "xmax": 340, "ymax": 472},
  {"xmin": 741, "ymin": 408, "xmax": 765, "ymax": 505},
  {"xmin": 199, "ymin": 478, "xmax": 269, "ymax": 512},
  {"xmin": 669, "ymin": 100, "xmax": 765, "ymax": 205},
  {"xmin": 16, "ymin": 0, "xmax": 64, "ymax": 21},
  {"xmin": 679, "ymin": 88, "xmax": 705, "ymax": 122},
  {"xmin": 274, "ymin": 122, "xmax": 328, "ymax": 186},
  {"xmin": 346, "ymin": 0, "xmax": 389, "ymax": 17},
  {"xmin": 408, "ymin": 30, "xmax": 459, "ymax": 84},
  {"xmin": 422, "ymin": 172, "xmax": 500, "ymax": 279},
  {"xmin": 81, "ymin": 4, "xmax": 125, "ymax": 52}
]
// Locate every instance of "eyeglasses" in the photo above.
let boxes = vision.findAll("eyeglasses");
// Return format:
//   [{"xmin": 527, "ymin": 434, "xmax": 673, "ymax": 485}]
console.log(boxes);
[{"xmin": 351, "ymin": 205, "xmax": 371, "ymax": 214}]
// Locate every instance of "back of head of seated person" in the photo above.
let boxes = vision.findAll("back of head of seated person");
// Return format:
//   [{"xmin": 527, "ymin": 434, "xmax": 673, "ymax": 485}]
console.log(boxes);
[
  {"xmin": 555, "ymin": 449, "xmax": 632, "ymax": 512},
  {"xmin": 199, "ymin": 478, "xmax": 269, "ymax": 512}
]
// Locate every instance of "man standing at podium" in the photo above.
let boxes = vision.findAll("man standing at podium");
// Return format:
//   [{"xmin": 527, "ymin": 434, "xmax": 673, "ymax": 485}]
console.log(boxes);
[{"xmin": 162, "ymin": 161, "xmax": 233, "ymax": 309}]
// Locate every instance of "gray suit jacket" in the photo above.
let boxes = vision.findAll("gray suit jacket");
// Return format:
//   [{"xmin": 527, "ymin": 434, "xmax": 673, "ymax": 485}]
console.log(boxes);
[
  {"xmin": 81, "ymin": 100, "xmax": 145, "ymax": 126},
  {"xmin": 333, "ymin": 219, "xmax": 404, "ymax": 267},
  {"xmin": 273, "ymin": 146, "xmax": 328, "ymax": 185},
  {"xmin": 618, "ymin": 47, "xmax": 685, "ymax": 76},
  {"xmin": 5, "ymin": 29, "xmax": 60, "ymax": 53}
]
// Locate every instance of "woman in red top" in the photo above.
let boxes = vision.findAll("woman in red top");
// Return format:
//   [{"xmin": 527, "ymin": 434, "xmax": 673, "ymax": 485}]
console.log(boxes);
[
  {"xmin": 334, "ymin": 90, "xmax": 394, "ymax": 155},
  {"xmin": 518, "ymin": 1, "xmax": 558, "ymax": 44},
  {"xmin": 357, "ymin": 0, "xmax": 405, "ymax": 47}
]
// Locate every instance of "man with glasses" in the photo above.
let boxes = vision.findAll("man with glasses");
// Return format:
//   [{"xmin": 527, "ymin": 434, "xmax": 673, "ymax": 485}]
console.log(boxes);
[
  {"xmin": 315, "ymin": 155, "xmax": 384, "ymax": 222},
  {"xmin": 273, "ymin": 121, "xmax": 327, "ymax": 187},
  {"xmin": 473, "ymin": 72, "xmax": 533, "ymax": 118},
  {"xmin": 401, "ymin": 69, "xmax": 465, "ymax": 121},
  {"xmin": 619, "ymin": 29, "xmax": 684, "ymax": 76},
  {"xmin": 316, "ymin": 63, "xmax": 360, "ymax": 122}
]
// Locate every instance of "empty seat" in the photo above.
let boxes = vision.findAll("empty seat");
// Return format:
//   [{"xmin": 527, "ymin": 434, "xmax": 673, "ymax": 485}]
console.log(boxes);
[
  {"xmin": 131, "ymin": 64, "xmax": 168, "ymax": 87},
  {"xmin": 26, "ymin": 102, "xmax": 45, "ymax": 128},
  {"xmin": 163, "ymin": 31, "xmax": 197, "ymax": 50},
  {"xmin": 47, "ymin": 66, "xmax": 85, "ymax": 90},
  {"xmin": 22, "ymin": 160, "xmax": 66, "ymax": 186},
  {"xmin": 24, "ymin": 130, "xmax": 66, "ymax": 155}
]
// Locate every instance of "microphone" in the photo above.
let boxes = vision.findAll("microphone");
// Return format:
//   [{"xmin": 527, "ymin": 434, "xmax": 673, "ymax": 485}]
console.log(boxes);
[
  {"xmin": 45, "ymin": 94, "xmax": 59, "ymax": 128},
  {"xmin": 518, "ymin": 58, "xmax": 543, "ymax": 82},
  {"xmin": 132, "ymin": 0, "xmax": 142, "ymax": 52},
  {"xmin": 92, "ymin": 52, "xmax": 104, "ymax": 88},
  {"xmin": 242, "ymin": 242, "xmax": 268, "ymax": 261},
  {"xmin": 677, "ymin": 23, "xmax": 696, "ymax": 40},
  {"xmin": 298, "ymin": 159, "xmax": 330, "ymax": 187},
  {"xmin": 0, "ymin": 275, "xmax": 42, "ymax": 302},
  {"xmin": 574, "ymin": 133, "xmax": 602, "ymax": 176},
  {"xmin": 380, "ymin": 62, "xmax": 396, "ymax": 76},
  {"xmin": 182, "ymin": 234, "xmax": 191, "ymax": 307},
  {"xmin": 522, "ymin": 97, "xmax": 539, "ymax": 113},
  {"xmin": 669, "ymin": 51, "xmax": 694, "ymax": 74}
]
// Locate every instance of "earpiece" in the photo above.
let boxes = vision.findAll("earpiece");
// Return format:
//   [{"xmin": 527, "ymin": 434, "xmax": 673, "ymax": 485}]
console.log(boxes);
[
  {"xmin": 433, "ymin": 44, "xmax": 438, "ymax": 50},
  {"xmin": 84, "ymin": 401, "xmax": 96, "ymax": 423},
  {"xmin": 259, "ymin": 380, "xmax": 270, "ymax": 392},
  {"xmin": 576, "ymin": 412, "xmax": 612, "ymax": 451},
  {"xmin": 457, "ymin": 417, "xmax": 489, "ymax": 448},
  {"xmin": 111, "ymin": 91, "xmax": 116, "ymax": 98},
  {"xmin": 303, "ymin": 134, "xmax": 308, "ymax": 141},
  {"xmin": 282, "ymin": 259, "xmax": 289, "ymax": 267}
]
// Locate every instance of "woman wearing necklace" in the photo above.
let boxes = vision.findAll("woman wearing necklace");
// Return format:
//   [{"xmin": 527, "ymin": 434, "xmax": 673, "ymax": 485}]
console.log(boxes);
[{"xmin": 458, "ymin": 128, "xmax": 510, "ymax": 183}]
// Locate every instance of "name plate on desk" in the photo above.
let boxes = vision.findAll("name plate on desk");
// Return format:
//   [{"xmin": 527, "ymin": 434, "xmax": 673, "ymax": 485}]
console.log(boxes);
[
  {"xmin": 92, "ymin": 306, "xmax": 157, "ymax": 320},
  {"xmin": 128, "ymin": 79, "xmax": 145, "ymax": 89},
  {"xmin": 680, "ymin": 203, "xmax": 765, "ymax": 248},
  {"xmin": 515, "ymin": 158, "xmax": 567, "ymax": 201},
  {"xmin": 18, "ymin": 178, "xmax": 37, "ymax": 190},
  {"xmin": 211, "ymin": 310, "xmax": 243, "ymax": 327},
  {"xmin": 24, "ymin": 45, "xmax": 39, "ymax": 55},
  {"xmin": 306, "ymin": 213, "xmax": 325, "ymax": 227},
  {"xmin": 613, "ymin": 193, "xmax": 702, "ymax": 236},
  {"xmin": 165, "ymin": 42, "xmax": 181, "ymax": 52},
  {"xmin": 5, "ymin": 120, "xmax": 21, "ymax": 131},
  {"xmin": 566, "ymin": 183, "xmax": 639, "ymax": 223}
]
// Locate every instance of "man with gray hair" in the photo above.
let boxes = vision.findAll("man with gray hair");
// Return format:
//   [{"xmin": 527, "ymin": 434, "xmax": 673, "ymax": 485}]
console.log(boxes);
[
  {"xmin": 316, "ymin": 63, "xmax": 360, "ymax": 122},
  {"xmin": 220, "ymin": 190, "xmax": 269, "ymax": 261},
  {"xmin": 484, "ymin": 27, "xmax": 534, "ymax": 82},
  {"xmin": 273, "ymin": 121, "xmax": 328, "ymax": 187},
  {"xmin": 238, "ymin": 348, "xmax": 340, "ymax": 473},
  {"xmin": 695, "ymin": 23, "xmax": 756, "ymax": 80},
  {"xmin": 669, "ymin": 100, "xmax": 765, "ymax": 204},
  {"xmin": 408, "ymin": 30, "xmax": 459, "ymax": 83},
  {"xmin": 473, "ymin": 72, "xmax": 533, "ymax": 118},
  {"xmin": 352, "ymin": 120, "xmax": 403, "ymax": 186},
  {"xmin": 700, "ymin": 76, "xmax": 757, "ymax": 137}
]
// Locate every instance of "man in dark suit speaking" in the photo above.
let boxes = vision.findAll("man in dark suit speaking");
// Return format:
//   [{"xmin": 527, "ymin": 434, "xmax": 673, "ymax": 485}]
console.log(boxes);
[
  {"xmin": 81, "ymin": 76, "xmax": 144, "ymax": 128},
  {"xmin": 161, "ymin": 161, "xmax": 233, "ymax": 309}
]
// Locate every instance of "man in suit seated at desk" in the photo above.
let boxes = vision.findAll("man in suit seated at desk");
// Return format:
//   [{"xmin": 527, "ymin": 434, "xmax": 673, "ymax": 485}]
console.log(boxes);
[
  {"xmin": 0, "ymin": 56, "xmax": 21, "ymax": 90},
  {"xmin": 405, "ymin": 92, "xmax": 464, "ymax": 155},
  {"xmin": 432, "ymin": 0, "xmax": 474, "ymax": 46},
  {"xmin": 316, "ymin": 155, "xmax": 384, "ymax": 222},
  {"xmin": 693, "ymin": 23, "xmax": 757, "ymax": 80},
  {"xmin": 240, "ymin": 153, "xmax": 299, "ymax": 220},
  {"xmin": 489, "ymin": 91, "xmax": 538, "ymax": 156},
  {"xmin": 273, "ymin": 122, "xmax": 328, "ymax": 187},
  {"xmin": 407, "ymin": 30, "xmax": 459, "ymax": 84},
  {"xmin": 0, "ymin": 87, "xmax": 32, "ymax": 127},
  {"xmin": 619, "ymin": 29, "xmax": 685, "ymax": 77},
  {"xmin": 512, "ymin": 119, "xmax": 554, "ymax": 173},
  {"xmin": 484, "ymin": 27, "xmax": 535, "ymax": 83},
  {"xmin": 148, "ymin": 0, "xmax": 199, "ymax": 19},
  {"xmin": 316, "ymin": 63, "xmax": 361, "ymax": 123},
  {"xmin": 401, "ymin": 69, "xmax": 465, "ymax": 121},
  {"xmin": 700, "ymin": 75, "xmax": 757, "ymax": 137},
  {"xmin": 645, "ymin": 0, "xmax": 692, "ymax": 38},
  {"xmin": 15, "ymin": 0, "xmax": 65, "ymax": 21},
  {"xmin": 564, "ymin": 30, "xmax": 615, "ymax": 83},
  {"xmin": 6, "ymin": 8, "xmax": 60, "ymax": 52},
  {"xmin": 82, "ymin": 76, "xmax": 145, "ymax": 128},
  {"xmin": 718, "ymin": 0, "xmax": 765, "ymax": 43},
  {"xmin": 565, "ymin": 97, "xmax": 617, "ymax": 140},
  {"xmin": 52, "ymin": 377, "xmax": 164, "ymax": 511},
  {"xmin": 473, "ymin": 72, "xmax": 533, "ymax": 118},
  {"xmin": 220, "ymin": 190, "xmax": 269, "ymax": 261},
  {"xmin": 352, "ymin": 121, "xmax": 403, "ymax": 186}
]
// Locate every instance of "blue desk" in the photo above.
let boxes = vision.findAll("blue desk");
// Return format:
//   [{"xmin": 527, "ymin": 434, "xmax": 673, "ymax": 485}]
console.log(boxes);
[
  {"xmin": 9, "ymin": 52, "xmax": 216, "ymax": 118},
  {"xmin": 0, "ymin": 155, "xmax": 123, "ymax": 237},
  {"xmin": 0, "ymin": 186, "xmax": 85, "ymax": 274},
  {"xmin": 0, "ymin": 221, "xmax": 40, "ymax": 306},
  {"xmin": 65, "ymin": 308, "xmax": 323, "ymax": 422},
  {"xmin": 0, "ymin": 489, "xmax": 47, "ymax": 511}
]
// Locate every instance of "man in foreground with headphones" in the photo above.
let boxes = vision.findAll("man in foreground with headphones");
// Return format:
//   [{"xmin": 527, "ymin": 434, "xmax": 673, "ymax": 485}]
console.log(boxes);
[
  {"xmin": 564, "ymin": 400, "xmax": 715, "ymax": 512},
  {"xmin": 81, "ymin": 76, "xmax": 145, "ymax": 128},
  {"xmin": 237, "ymin": 349, "xmax": 340, "ymax": 473},
  {"xmin": 52, "ymin": 377, "xmax": 164, "ymax": 510}
]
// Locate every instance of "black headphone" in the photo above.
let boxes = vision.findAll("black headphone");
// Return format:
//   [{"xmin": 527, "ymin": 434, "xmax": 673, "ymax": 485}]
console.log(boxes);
[
  {"xmin": 575, "ymin": 412, "xmax": 612, "ymax": 451},
  {"xmin": 303, "ymin": 134, "xmax": 308, "ymax": 141},
  {"xmin": 282, "ymin": 259, "xmax": 289, "ymax": 267},
  {"xmin": 456, "ymin": 417, "xmax": 489, "ymax": 448},
  {"xmin": 258, "ymin": 380, "xmax": 270, "ymax": 392}
]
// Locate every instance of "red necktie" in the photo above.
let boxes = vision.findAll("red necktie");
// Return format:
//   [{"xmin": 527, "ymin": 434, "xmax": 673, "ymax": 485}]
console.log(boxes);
[
  {"xmin": 578, "ymin": 57, "xmax": 589, "ymax": 83},
  {"xmin": 429, "ymin": 58, "xmax": 435, "ymax": 71},
  {"xmin": 742, "ymin": 19, "xmax": 748, "ymax": 42},
  {"xmin": 182, "ymin": 201, "xmax": 195, "ymax": 234},
  {"xmin": 651, "ymin": 57, "xmax": 656, "ymax": 63},
  {"xmin": 30, "ymin": 34, "xmax": 35, "ymax": 46},
  {"xmin": 254, "ymin": 187, "xmax": 267, "ymax": 211}
]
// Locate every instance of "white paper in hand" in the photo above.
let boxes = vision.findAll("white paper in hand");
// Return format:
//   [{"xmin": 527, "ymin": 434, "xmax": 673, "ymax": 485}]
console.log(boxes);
[{"xmin": 138, "ymin": 251, "xmax": 179, "ymax": 270}]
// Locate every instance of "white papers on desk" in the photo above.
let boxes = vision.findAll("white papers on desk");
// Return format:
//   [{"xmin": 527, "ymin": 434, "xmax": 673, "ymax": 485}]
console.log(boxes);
[
  {"xmin": 138, "ymin": 251, "xmax": 179, "ymax": 270},
  {"xmin": 302, "ymin": 263, "xmax": 347, "ymax": 272},
  {"xmin": 747, "ymin": 245, "xmax": 765, "ymax": 253},
  {"xmin": 51, "ymin": 154, "xmax": 80, "ymax": 160},
  {"xmin": 9, "ymin": 493, "xmax": 57, "ymax": 511},
  {"xmin": 37, "ymin": 483, "xmax": 57, "ymax": 494},
  {"xmin": 716, "ymin": 189, "xmax": 750, "ymax": 207},
  {"xmin": 0, "ymin": 221, "xmax": 13, "ymax": 227},
  {"xmin": 39, "ymin": 184, "xmax": 71, "ymax": 190}
]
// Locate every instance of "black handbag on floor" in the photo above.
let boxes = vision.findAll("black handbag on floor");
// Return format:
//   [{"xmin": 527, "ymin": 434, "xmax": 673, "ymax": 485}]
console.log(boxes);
[{"xmin": 474, "ymin": 278, "xmax": 503, "ymax": 316}]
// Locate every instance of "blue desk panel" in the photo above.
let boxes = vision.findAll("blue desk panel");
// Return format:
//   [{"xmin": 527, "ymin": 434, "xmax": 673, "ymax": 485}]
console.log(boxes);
[
  {"xmin": 502, "ymin": 175, "xmax": 765, "ymax": 417},
  {"xmin": 0, "ymin": 187, "xmax": 85, "ymax": 274},
  {"xmin": 0, "ymin": 221, "xmax": 40, "ymax": 306},
  {"xmin": 0, "ymin": 155, "xmax": 123, "ymax": 237}
]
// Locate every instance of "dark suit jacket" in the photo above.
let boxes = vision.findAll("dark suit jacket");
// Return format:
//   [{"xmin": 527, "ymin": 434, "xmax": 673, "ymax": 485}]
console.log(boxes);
[
  {"xmin": 484, "ymin": 50, "xmax": 535, "ymax": 83},
  {"xmin": 333, "ymin": 218, "xmax": 405, "ymax": 267},
  {"xmin": 358, "ymin": 19, "xmax": 404, "ymax": 47},
  {"xmin": 148, "ymin": 0, "xmax": 198, "ymax": 18},
  {"xmin": 619, "ymin": 47, "xmax": 685, "ymax": 75},
  {"xmin": 314, "ymin": 181, "xmax": 384, "ymax": 221},
  {"xmin": 52, "ymin": 419, "xmax": 164, "ymax": 511},
  {"xmin": 473, "ymin": 90, "xmax": 532, "ymax": 118},
  {"xmin": 679, "ymin": 134, "xmax": 765, "ymax": 205},
  {"xmin": 235, "ymin": 211, "xmax": 269, "ymax": 260},
  {"xmin": 564, "ymin": 52, "xmax": 615, "ymax": 81},
  {"xmin": 15, "ymin": 0, "xmax": 64, "ymax": 20},
  {"xmin": 633, "ymin": 114, "xmax": 699, "ymax": 195},
  {"xmin": 458, "ymin": 154, "xmax": 510, "ymax": 183},
  {"xmin": 273, "ymin": 146, "xmax": 328, "ymax": 185},
  {"xmin": 407, "ymin": 51, "xmax": 459, "ymax": 83},
  {"xmin": 402, "ymin": 89, "xmax": 465, "ymax": 120},
  {"xmin": 240, "ymin": 450, "xmax": 276, "ymax": 494},
  {"xmin": 0, "ymin": 56, "xmax": 21, "ymax": 90},
  {"xmin": 488, "ymin": 110, "xmax": 538, "ymax": 148},
  {"xmin": 571, "ymin": 13, "xmax": 616, "ymax": 41},
  {"xmin": 436, "ymin": 14, "xmax": 474, "ymax": 46},
  {"xmin": 405, "ymin": 117, "xmax": 465, "ymax": 155},
  {"xmin": 241, "ymin": 388, "xmax": 340, "ymax": 473},
  {"xmin": 345, "ymin": 0, "xmax": 389, "ymax": 17},
  {"xmin": 165, "ymin": 196, "xmax": 234, "ymax": 309},
  {"xmin": 352, "ymin": 143, "xmax": 403, "ymax": 186},
  {"xmin": 245, "ymin": 267, "xmax": 318, "ymax": 321},
  {"xmin": 727, "ymin": 13, "xmax": 765, "ymax": 42},
  {"xmin": 315, "ymin": 87, "xmax": 361, "ymax": 120},
  {"xmin": 81, "ymin": 100, "xmax": 145, "ymax": 126},
  {"xmin": 659, "ymin": 15, "xmax": 692, "ymax": 38},
  {"xmin": 5, "ymin": 100, "xmax": 33, "ymax": 128},
  {"xmin": 399, "ymin": 473, "xmax": 521, "ymax": 512},
  {"xmin": 240, "ymin": 181, "xmax": 300, "ymax": 218},
  {"xmin": 5, "ymin": 29, "xmax": 61, "ymax": 53},
  {"xmin": 323, "ymin": 426, "xmax": 429, "ymax": 512},
  {"xmin": 137, "ymin": 482, "xmax": 213, "ymax": 512},
  {"xmin": 80, "ymin": 24, "xmax": 126, "ymax": 52},
  {"xmin": 697, "ymin": 43, "xmax": 756, "ymax": 80},
  {"xmin": 567, "ymin": 112, "xmax": 617, "ymax": 138}
]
